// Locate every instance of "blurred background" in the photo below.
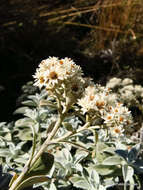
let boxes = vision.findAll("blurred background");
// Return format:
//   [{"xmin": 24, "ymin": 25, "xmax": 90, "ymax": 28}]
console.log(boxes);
[{"xmin": 0, "ymin": 0, "xmax": 143, "ymax": 121}]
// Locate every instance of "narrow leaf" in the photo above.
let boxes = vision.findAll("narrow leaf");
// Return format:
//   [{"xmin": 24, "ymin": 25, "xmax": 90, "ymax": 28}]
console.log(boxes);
[{"xmin": 15, "ymin": 175, "xmax": 50, "ymax": 190}]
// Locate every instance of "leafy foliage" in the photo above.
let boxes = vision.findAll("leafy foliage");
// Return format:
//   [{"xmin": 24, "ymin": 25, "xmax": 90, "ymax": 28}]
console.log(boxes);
[{"xmin": 1, "ymin": 59, "xmax": 143, "ymax": 190}]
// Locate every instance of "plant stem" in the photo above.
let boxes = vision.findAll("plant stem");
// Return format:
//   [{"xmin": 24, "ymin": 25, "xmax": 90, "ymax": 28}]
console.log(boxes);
[
  {"xmin": 27, "ymin": 125, "xmax": 37, "ymax": 168},
  {"xmin": 9, "ymin": 115, "xmax": 64, "ymax": 190},
  {"xmin": 30, "ymin": 114, "xmax": 64, "ymax": 166},
  {"xmin": 52, "ymin": 121, "xmax": 90, "ymax": 143}
]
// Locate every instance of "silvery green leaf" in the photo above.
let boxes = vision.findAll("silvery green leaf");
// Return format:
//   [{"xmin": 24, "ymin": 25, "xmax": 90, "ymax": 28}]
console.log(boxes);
[
  {"xmin": 39, "ymin": 100, "xmax": 57, "ymax": 109},
  {"xmin": 22, "ymin": 100, "xmax": 37, "ymax": 106},
  {"xmin": 99, "ymin": 185, "xmax": 106, "ymax": 190},
  {"xmin": 3, "ymin": 133, "xmax": 11, "ymax": 141},
  {"xmin": 64, "ymin": 116, "xmax": 82, "ymax": 130},
  {"xmin": 15, "ymin": 128, "xmax": 33, "ymax": 140},
  {"xmin": 115, "ymin": 142, "xmax": 127, "ymax": 150},
  {"xmin": 49, "ymin": 183, "xmax": 57, "ymax": 190},
  {"xmin": 62, "ymin": 148, "xmax": 73, "ymax": 162},
  {"xmin": 57, "ymin": 179, "xmax": 71, "ymax": 189},
  {"xmin": 0, "ymin": 149, "xmax": 11, "ymax": 157},
  {"xmin": 122, "ymin": 165, "xmax": 134, "ymax": 183},
  {"xmin": 96, "ymin": 142, "xmax": 108, "ymax": 163},
  {"xmin": 82, "ymin": 167, "xmax": 89, "ymax": 180},
  {"xmin": 13, "ymin": 107, "xmax": 28, "ymax": 115},
  {"xmin": 89, "ymin": 169, "xmax": 100, "ymax": 186},
  {"xmin": 93, "ymin": 165, "xmax": 115, "ymax": 175},
  {"xmin": 103, "ymin": 156, "xmax": 123, "ymax": 165},
  {"xmin": 0, "ymin": 122, "xmax": 6, "ymax": 127},
  {"xmin": 15, "ymin": 175, "xmax": 50, "ymax": 190},
  {"xmin": 70, "ymin": 175, "xmax": 90, "ymax": 190},
  {"xmin": 28, "ymin": 152, "xmax": 54, "ymax": 176},
  {"xmin": 103, "ymin": 178, "xmax": 116, "ymax": 188},
  {"xmin": 28, "ymin": 95, "xmax": 40, "ymax": 104},
  {"xmin": 47, "ymin": 164, "xmax": 55, "ymax": 178},
  {"xmin": 63, "ymin": 142, "xmax": 72, "ymax": 151},
  {"xmin": 74, "ymin": 150, "xmax": 89, "ymax": 164},
  {"xmin": 14, "ymin": 157, "xmax": 28, "ymax": 164},
  {"xmin": 96, "ymin": 142, "xmax": 108, "ymax": 151},
  {"xmin": 103, "ymin": 147, "xmax": 116, "ymax": 155},
  {"xmin": 74, "ymin": 163, "xmax": 83, "ymax": 172},
  {"xmin": 24, "ymin": 108, "xmax": 38, "ymax": 120},
  {"xmin": 63, "ymin": 122, "xmax": 73, "ymax": 132},
  {"xmin": 15, "ymin": 118, "xmax": 34, "ymax": 127}
]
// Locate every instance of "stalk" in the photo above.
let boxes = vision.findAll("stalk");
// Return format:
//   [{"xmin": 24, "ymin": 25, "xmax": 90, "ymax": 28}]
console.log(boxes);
[{"xmin": 9, "ymin": 115, "xmax": 64, "ymax": 190}]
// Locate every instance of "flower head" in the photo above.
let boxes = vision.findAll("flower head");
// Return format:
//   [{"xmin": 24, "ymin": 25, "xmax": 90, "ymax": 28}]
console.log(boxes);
[
  {"xmin": 110, "ymin": 125, "xmax": 124, "ymax": 138},
  {"xmin": 33, "ymin": 57, "xmax": 83, "ymax": 90},
  {"xmin": 78, "ymin": 85, "xmax": 110, "ymax": 115}
]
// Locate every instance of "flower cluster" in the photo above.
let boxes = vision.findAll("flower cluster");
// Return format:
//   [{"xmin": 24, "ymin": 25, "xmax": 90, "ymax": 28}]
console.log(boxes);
[
  {"xmin": 106, "ymin": 77, "xmax": 143, "ymax": 106},
  {"xmin": 33, "ymin": 57, "xmax": 83, "ymax": 90},
  {"xmin": 102, "ymin": 102, "xmax": 133, "ymax": 137},
  {"xmin": 78, "ymin": 84, "xmax": 133, "ymax": 137},
  {"xmin": 106, "ymin": 77, "xmax": 143, "ymax": 136},
  {"xmin": 33, "ymin": 57, "xmax": 85, "ymax": 108},
  {"xmin": 33, "ymin": 57, "xmax": 135, "ymax": 138},
  {"xmin": 78, "ymin": 85, "xmax": 110, "ymax": 114}
]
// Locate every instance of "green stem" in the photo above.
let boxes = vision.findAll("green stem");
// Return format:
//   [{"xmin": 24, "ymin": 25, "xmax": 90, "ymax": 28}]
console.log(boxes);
[
  {"xmin": 59, "ymin": 140, "xmax": 90, "ymax": 153},
  {"xmin": 124, "ymin": 182, "xmax": 127, "ymax": 190},
  {"xmin": 52, "ymin": 121, "xmax": 90, "ymax": 143},
  {"xmin": 9, "ymin": 115, "xmax": 64, "ymax": 190},
  {"xmin": 30, "ymin": 114, "xmax": 64, "ymax": 166}
]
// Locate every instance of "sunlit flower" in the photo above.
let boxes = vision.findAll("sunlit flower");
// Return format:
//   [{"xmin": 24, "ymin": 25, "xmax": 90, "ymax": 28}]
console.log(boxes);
[
  {"xmin": 77, "ymin": 86, "xmax": 96, "ymax": 114},
  {"xmin": 102, "ymin": 102, "xmax": 133, "ymax": 128},
  {"xmin": 78, "ymin": 85, "xmax": 110, "ymax": 115},
  {"xmin": 33, "ymin": 69, "xmax": 45, "ymax": 88},
  {"xmin": 33, "ymin": 57, "xmax": 83, "ymax": 90},
  {"xmin": 111, "ymin": 125, "xmax": 124, "ymax": 138},
  {"xmin": 122, "ymin": 78, "xmax": 133, "ymax": 86},
  {"xmin": 106, "ymin": 77, "xmax": 121, "ymax": 89}
]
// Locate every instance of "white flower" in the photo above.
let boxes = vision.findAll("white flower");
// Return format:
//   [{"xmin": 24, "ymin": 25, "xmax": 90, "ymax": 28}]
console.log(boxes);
[
  {"xmin": 103, "ymin": 113, "xmax": 115, "ymax": 126},
  {"xmin": 33, "ymin": 57, "xmax": 83, "ymax": 90},
  {"xmin": 106, "ymin": 77, "xmax": 121, "ymax": 89},
  {"xmin": 78, "ymin": 86, "xmax": 96, "ymax": 114},
  {"xmin": 78, "ymin": 85, "xmax": 110, "ymax": 115},
  {"xmin": 122, "ymin": 78, "xmax": 133, "ymax": 86},
  {"xmin": 102, "ymin": 102, "xmax": 133, "ymax": 128},
  {"xmin": 121, "ymin": 85, "xmax": 134, "ymax": 91},
  {"xmin": 134, "ymin": 85, "xmax": 143, "ymax": 96},
  {"xmin": 33, "ymin": 69, "xmax": 45, "ymax": 88},
  {"xmin": 110, "ymin": 125, "xmax": 124, "ymax": 138}
]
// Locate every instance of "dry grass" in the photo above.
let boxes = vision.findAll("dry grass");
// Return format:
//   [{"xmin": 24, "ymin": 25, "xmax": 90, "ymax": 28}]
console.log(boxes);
[
  {"xmin": 1, "ymin": 0, "xmax": 143, "ymax": 51},
  {"xmin": 39, "ymin": 0, "xmax": 143, "ymax": 50}
]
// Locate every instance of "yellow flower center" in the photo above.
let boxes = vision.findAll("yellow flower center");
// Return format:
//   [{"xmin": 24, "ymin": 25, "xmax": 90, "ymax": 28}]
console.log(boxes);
[
  {"xmin": 39, "ymin": 77, "xmax": 44, "ymax": 84},
  {"xmin": 119, "ymin": 116, "xmax": 124, "ymax": 122},
  {"xmin": 114, "ymin": 128, "xmax": 121, "ymax": 133},
  {"xmin": 59, "ymin": 60, "xmax": 63, "ymax": 65},
  {"xmin": 96, "ymin": 101, "xmax": 105, "ymax": 109},
  {"xmin": 107, "ymin": 116, "xmax": 112, "ymax": 120},
  {"xmin": 89, "ymin": 94, "xmax": 94, "ymax": 101}
]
